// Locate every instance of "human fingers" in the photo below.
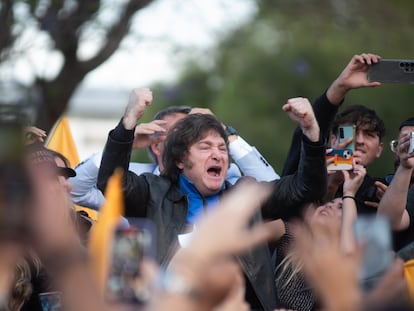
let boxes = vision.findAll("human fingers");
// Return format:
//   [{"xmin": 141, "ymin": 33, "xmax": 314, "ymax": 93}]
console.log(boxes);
[
  {"xmin": 364, "ymin": 201, "xmax": 379, "ymax": 209},
  {"xmin": 25, "ymin": 126, "xmax": 47, "ymax": 143},
  {"xmin": 189, "ymin": 108, "xmax": 214, "ymax": 115},
  {"xmin": 134, "ymin": 121, "xmax": 167, "ymax": 135},
  {"xmin": 359, "ymin": 53, "xmax": 381, "ymax": 65},
  {"xmin": 374, "ymin": 181, "xmax": 388, "ymax": 200},
  {"xmin": 188, "ymin": 182, "xmax": 272, "ymax": 258},
  {"xmin": 337, "ymin": 137, "xmax": 353, "ymax": 149},
  {"xmin": 25, "ymin": 126, "xmax": 47, "ymax": 137},
  {"xmin": 234, "ymin": 222, "xmax": 276, "ymax": 254}
]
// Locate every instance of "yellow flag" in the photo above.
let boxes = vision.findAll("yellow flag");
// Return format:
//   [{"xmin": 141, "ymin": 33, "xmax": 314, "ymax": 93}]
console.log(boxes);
[
  {"xmin": 46, "ymin": 117, "xmax": 97, "ymax": 217},
  {"xmin": 404, "ymin": 259, "xmax": 414, "ymax": 304},
  {"xmin": 88, "ymin": 168, "xmax": 125, "ymax": 294},
  {"xmin": 46, "ymin": 116, "xmax": 80, "ymax": 167}
]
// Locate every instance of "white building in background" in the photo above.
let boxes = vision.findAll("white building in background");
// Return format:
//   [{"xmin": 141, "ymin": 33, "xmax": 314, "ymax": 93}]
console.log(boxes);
[{"xmin": 66, "ymin": 87, "xmax": 130, "ymax": 161}]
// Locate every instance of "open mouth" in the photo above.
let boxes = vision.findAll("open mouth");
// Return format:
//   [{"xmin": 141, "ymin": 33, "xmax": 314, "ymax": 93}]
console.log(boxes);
[{"xmin": 207, "ymin": 166, "xmax": 222, "ymax": 177}]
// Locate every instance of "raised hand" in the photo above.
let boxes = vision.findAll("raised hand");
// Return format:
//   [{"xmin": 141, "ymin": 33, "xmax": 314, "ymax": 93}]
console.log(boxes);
[
  {"xmin": 342, "ymin": 160, "xmax": 366, "ymax": 197},
  {"xmin": 123, "ymin": 87, "xmax": 153, "ymax": 129},
  {"xmin": 132, "ymin": 119, "xmax": 168, "ymax": 149},
  {"xmin": 283, "ymin": 97, "xmax": 320, "ymax": 142},
  {"xmin": 327, "ymin": 53, "xmax": 382, "ymax": 104},
  {"xmin": 24, "ymin": 126, "xmax": 47, "ymax": 144}
]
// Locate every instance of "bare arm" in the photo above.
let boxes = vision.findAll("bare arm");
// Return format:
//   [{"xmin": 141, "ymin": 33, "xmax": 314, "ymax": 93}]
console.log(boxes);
[
  {"xmin": 340, "ymin": 162, "xmax": 366, "ymax": 254},
  {"xmin": 378, "ymin": 132, "xmax": 414, "ymax": 230}
]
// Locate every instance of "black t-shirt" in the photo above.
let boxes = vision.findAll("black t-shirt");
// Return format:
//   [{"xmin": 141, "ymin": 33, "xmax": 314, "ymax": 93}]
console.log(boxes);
[{"xmin": 336, "ymin": 175, "xmax": 384, "ymax": 215}]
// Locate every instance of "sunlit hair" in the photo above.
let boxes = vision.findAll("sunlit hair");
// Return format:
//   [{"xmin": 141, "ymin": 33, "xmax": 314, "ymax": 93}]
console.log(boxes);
[
  {"xmin": 9, "ymin": 251, "xmax": 41, "ymax": 310},
  {"xmin": 162, "ymin": 113, "xmax": 228, "ymax": 183},
  {"xmin": 147, "ymin": 106, "xmax": 192, "ymax": 164},
  {"xmin": 332, "ymin": 105, "xmax": 386, "ymax": 141}
]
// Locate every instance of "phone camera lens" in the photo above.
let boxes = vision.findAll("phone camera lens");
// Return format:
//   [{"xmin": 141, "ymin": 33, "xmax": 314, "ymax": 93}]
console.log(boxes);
[{"xmin": 340, "ymin": 127, "xmax": 344, "ymax": 139}]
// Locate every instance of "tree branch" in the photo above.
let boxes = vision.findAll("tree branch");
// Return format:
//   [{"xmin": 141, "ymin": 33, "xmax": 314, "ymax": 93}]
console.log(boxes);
[
  {"xmin": 81, "ymin": 0, "xmax": 153, "ymax": 73},
  {"xmin": 0, "ymin": 0, "xmax": 15, "ymax": 61}
]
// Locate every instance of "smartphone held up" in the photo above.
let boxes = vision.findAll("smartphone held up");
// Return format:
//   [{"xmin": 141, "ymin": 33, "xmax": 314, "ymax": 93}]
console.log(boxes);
[
  {"xmin": 106, "ymin": 218, "xmax": 157, "ymax": 306},
  {"xmin": 326, "ymin": 125, "xmax": 356, "ymax": 171},
  {"xmin": 408, "ymin": 132, "xmax": 414, "ymax": 154},
  {"xmin": 368, "ymin": 59, "xmax": 414, "ymax": 84}
]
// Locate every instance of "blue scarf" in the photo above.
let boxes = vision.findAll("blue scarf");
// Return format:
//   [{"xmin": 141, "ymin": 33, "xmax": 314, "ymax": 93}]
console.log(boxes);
[{"xmin": 179, "ymin": 174, "xmax": 224, "ymax": 224}]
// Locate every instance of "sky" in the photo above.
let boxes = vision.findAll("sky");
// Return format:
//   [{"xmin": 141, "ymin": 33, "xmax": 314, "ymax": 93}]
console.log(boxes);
[
  {"xmin": 3, "ymin": 0, "xmax": 256, "ymax": 91},
  {"xmin": 0, "ymin": 0, "xmax": 257, "ymax": 158},
  {"xmin": 81, "ymin": 0, "xmax": 256, "ymax": 89},
  {"xmin": 65, "ymin": 0, "xmax": 256, "ymax": 159}
]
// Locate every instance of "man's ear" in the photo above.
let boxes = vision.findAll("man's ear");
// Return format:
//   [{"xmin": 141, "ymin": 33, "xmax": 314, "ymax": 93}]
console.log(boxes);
[
  {"xmin": 177, "ymin": 160, "xmax": 184, "ymax": 169},
  {"xmin": 151, "ymin": 143, "xmax": 162, "ymax": 158},
  {"xmin": 330, "ymin": 134, "xmax": 338, "ymax": 147},
  {"xmin": 376, "ymin": 142, "xmax": 384, "ymax": 158}
]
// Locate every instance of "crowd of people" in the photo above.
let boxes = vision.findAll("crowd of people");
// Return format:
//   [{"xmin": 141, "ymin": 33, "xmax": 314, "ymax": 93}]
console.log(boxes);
[{"xmin": 0, "ymin": 52, "xmax": 413, "ymax": 311}]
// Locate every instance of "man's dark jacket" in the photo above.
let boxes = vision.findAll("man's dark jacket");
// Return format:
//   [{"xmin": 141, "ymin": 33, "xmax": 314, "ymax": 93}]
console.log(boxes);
[{"xmin": 97, "ymin": 120, "xmax": 327, "ymax": 311}]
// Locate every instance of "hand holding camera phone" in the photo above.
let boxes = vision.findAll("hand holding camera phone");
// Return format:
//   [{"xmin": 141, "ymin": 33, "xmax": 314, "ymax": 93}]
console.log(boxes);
[
  {"xmin": 408, "ymin": 132, "xmax": 414, "ymax": 154},
  {"xmin": 326, "ymin": 125, "xmax": 355, "ymax": 171},
  {"xmin": 106, "ymin": 218, "xmax": 156, "ymax": 305}
]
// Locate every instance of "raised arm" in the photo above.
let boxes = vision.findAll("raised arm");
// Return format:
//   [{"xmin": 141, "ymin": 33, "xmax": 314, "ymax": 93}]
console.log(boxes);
[
  {"xmin": 262, "ymin": 97, "xmax": 327, "ymax": 220},
  {"xmin": 340, "ymin": 162, "xmax": 367, "ymax": 254},
  {"xmin": 377, "ymin": 132, "xmax": 414, "ymax": 230},
  {"xmin": 97, "ymin": 88, "xmax": 153, "ymax": 217},
  {"xmin": 71, "ymin": 117, "xmax": 167, "ymax": 210},
  {"xmin": 282, "ymin": 53, "xmax": 381, "ymax": 176},
  {"xmin": 227, "ymin": 135, "xmax": 280, "ymax": 181}
]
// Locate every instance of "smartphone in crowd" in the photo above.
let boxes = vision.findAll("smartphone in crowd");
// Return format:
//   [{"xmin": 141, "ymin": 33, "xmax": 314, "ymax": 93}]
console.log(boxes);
[
  {"xmin": 326, "ymin": 125, "xmax": 355, "ymax": 170},
  {"xmin": 408, "ymin": 132, "xmax": 414, "ymax": 154},
  {"xmin": 368, "ymin": 59, "xmax": 414, "ymax": 84},
  {"xmin": 106, "ymin": 218, "xmax": 157, "ymax": 305},
  {"xmin": 354, "ymin": 215, "xmax": 393, "ymax": 292},
  {"xmin": 39, "ymin": 291, "xmax": 62, "ymax": 311}
]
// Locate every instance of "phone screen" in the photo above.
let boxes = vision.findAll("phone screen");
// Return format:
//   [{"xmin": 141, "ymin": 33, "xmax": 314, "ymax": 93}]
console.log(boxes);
[
  {"xmin": 106, "ymin": 218, "xmax": 156, "ymax": 305},
  {"xmin": 39, "ymin": 291, "xmax": 62, "ymax": 311},
  {"xmin": 326, "ymin": 125, "xmax": 355, "ymax": 171},
  {"xmin": 354, "ymin": 215, "xmax": 393, "ymax": 292},
  {"xmin": 338, "ymin": 125, "xmax": 355, "ymax": 152}
]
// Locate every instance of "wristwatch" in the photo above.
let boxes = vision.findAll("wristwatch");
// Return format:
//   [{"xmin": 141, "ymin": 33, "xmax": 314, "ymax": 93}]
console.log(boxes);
[{"xmin": 225, "ymin": 125, "xmax": 238, "ymax": 136}]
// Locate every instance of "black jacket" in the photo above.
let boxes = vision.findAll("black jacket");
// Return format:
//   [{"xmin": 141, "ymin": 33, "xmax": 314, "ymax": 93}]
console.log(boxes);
[
  {"xmin": 282, "ymin": 91, "xmax": 341, "ymax": 176},
  {"xmin": 98, "ymin": 120, "xmax": 327, "ymax": 311}
]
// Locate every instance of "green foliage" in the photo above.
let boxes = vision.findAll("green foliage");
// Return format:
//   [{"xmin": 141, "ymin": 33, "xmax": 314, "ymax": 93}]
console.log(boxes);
[{"xmin": 152, "ymin": 0, "xmax": 414, "ymax": 176}]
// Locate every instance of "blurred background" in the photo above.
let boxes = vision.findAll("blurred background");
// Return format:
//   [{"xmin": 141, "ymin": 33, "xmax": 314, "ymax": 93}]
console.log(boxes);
[{"xmin": 1, "ymin": 0, "xmax": 414, "ymax": 177}]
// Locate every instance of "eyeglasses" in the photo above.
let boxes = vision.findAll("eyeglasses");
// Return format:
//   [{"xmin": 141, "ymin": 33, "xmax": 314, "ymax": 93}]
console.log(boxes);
[{"xmin": 390, "ymin": 140, "xmax": 398, "ymax": 153}]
